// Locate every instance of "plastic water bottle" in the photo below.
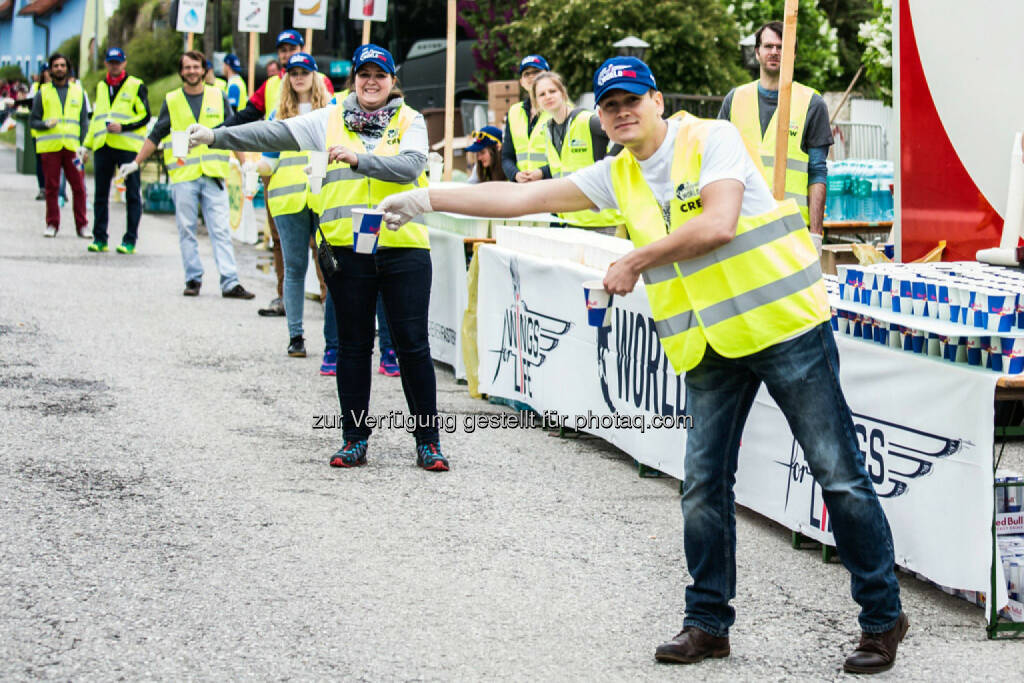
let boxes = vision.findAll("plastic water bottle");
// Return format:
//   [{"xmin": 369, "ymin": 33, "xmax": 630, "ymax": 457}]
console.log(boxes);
[
  {"xmin": 880, "ymin": 161, "xmax": 895, "ymax": 220},
  {"xmin": 844, "ymin": 162, "xmax": 858, "ymax": 220},
  {"xmin": 856, "ymin": 161, "xmax": 875, "ymax": 221},
  {"xmin": 826, "ymin": 160, "xmax": 845, "ymax": 221}
]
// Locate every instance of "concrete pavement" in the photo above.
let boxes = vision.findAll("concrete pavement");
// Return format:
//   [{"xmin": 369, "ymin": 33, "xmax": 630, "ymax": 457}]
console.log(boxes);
[{"xmin": 1, "ymin": 147, "xmax": 1022, "ymax": 680}]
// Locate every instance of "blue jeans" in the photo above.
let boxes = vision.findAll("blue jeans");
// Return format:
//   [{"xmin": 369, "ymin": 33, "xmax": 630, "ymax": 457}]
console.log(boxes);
[
  {"xmin": 274, "ymin": 208, "xmax": 338, "ymax": 350},
  {"xmin": 681, "ymin": 322, "xmax": 901, "ymax": 637},
  {"xmin": 326, "ymin": 247, "xmax": 438, "ymax": 445},
  {"xmin": 171, "ymin": 176, "xmax": 239, "ymax": 291}
]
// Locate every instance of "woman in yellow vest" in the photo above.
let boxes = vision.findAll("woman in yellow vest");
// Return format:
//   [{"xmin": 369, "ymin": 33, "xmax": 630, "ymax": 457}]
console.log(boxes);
[
  {"xmin": 531, "ymin": 70, "xmax": 622, "ymax": 234},
  {"xmin": 251, "ymin": 52, "xmax": 339, "ymax": 366},
  {"xmin": 378, "ymin": 57, "xmax": 908, "ymax": 674},
  {"xmin": 191, "ymin": 43, "xmax": 448, "ymax": 472},
  {"xmin": 500, "ymin": 54, "xmax": 552, "ymax": 183}
]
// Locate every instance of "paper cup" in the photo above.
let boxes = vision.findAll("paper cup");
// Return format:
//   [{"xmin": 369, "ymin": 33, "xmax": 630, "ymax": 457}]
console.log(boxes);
[
  {"xmin": 1002, "ymin": 337, "xmax": 1024, "ymax": 374},
  {"xmin": 351, "ymin": 208, "xmax": 384, "ymax": 254},
  {"xmin": 309, "ymin": 176, "xmax": 323, "ymax": 194},
  {"xmin": 243, "ymin": 170, "xmax": 259, "ymax": 199},
  {"xmin": 171, "ymin": 131, "xmax": 189, "ymax": 158},
  {"xmin": 583, "ymin": 280, "xmax": 613, "ymax": 328},
  {"xmin": 309, "ymin": 151, "xmax": 328, "ymax": 178},
  {"xmin": 927, "ymin": 333, "xmax": 941, "ymax": 357}
]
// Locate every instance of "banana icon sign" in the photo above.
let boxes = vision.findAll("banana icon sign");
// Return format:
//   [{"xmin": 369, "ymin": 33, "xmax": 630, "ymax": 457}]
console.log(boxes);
[{"xmin": 298, "ymin": 0, "xmax": 321, "ymax": 15}]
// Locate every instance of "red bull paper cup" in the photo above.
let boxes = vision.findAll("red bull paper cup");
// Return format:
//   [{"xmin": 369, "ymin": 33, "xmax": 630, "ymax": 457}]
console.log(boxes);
[{"xmin": 583, "ymin": 280, "xmax": 613, "ymax": 328}]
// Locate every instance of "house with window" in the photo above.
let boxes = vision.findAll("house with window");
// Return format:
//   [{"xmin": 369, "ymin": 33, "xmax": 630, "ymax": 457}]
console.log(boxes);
[{"xmin": 0, "ymin": 0, "xmax": 93, "ymax": 78}]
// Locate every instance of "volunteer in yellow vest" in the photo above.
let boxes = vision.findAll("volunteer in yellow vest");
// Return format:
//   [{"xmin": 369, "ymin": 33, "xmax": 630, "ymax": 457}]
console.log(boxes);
[
  {"xmin": 123, "ymin": 51, "xmax": 254, "ymax": 300},
  {"xmin": 379, "ymin": 56, "xmax": 908, "ymax": 674},
  {"xmin": 247, "ymin": 52, "xmax": 339, "ymax": 367},
  {"xmin": 84, "ymin": 47, "xmax": 151, "ymax": 254},
  {"xmin": 720, "ymin": 21, "xmax": 833, "ymax": 238},
  {"xmin": 194, "ymin": 43, "xmax": 447, "ymax": 472},
  {"xmin": 205, "ymin": 60, "xmax": 228, "ymax": 94},
  {"xmin": 30, "ymin": 52, "xmax": 90, "ymax": 238},
  {"xmin": 501, "ymin": 54, "xmax": 552, "ymax": 183},
  {"xmin": 221, "ymin": 54, "xmax": 248, "ymax": 110},
  {"xmin": 30, "ymin": 66, "xmax": 66, "ymax": 202},
  {"xmin": 531, "ymin": 70, "xmax": 622, "ymax": 234}
]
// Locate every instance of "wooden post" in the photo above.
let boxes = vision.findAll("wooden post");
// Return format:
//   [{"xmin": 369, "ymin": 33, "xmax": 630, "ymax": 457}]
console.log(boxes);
[
  {"xmin": 247, "ymin": 31, "xmax": 257, "ymax": 96},
  {"xmin": 362, "ymin": 20, "xmax": 371, "ymax": 45},
  {"xmin": 442, "ymin": 0, "xmax": 456, "ymax": 182},
  {"xmin": 305, "ymin": 28, "xmax": 313, "ymax": 51},
  {"xmin": 772, "ymin": 0, "xmax": 799, "ymax": 201},
  {"xmin": 186, "ymin": 33, "xmax": 194, "ymax": 52}
]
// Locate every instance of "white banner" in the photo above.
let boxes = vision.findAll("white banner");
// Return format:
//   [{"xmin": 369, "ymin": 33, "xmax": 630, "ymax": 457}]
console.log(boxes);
[
  {"xmin": 428, "ymin": 228, "xmax": 468, "ymax": 380},
  {"xmin": 476, "ymin": 244, "xmax": 1002, "ymax": 605},
  {"xmin": 176, "ymin": 0, "xmax": 207, "ymax": 33},
  {"xmin": 293, "ymin": 0, "xmax": 328, "ymax": 30},
  {"xmin": 349, "ymin": 0, "xmax": 387, "ymax": 22},
  {"xmin": 237, "ymin": 0, "xmax": 270, "ymax": 33}
]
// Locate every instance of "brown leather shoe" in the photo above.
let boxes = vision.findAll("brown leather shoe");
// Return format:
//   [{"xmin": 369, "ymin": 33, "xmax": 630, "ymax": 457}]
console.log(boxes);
[
  {"xmin": 843, "ymin": 612, "xmax": 909, "ymax": 674},
  {"xmin": 655, "ymin": 626, "xmax": 730, "ymax": 664}
]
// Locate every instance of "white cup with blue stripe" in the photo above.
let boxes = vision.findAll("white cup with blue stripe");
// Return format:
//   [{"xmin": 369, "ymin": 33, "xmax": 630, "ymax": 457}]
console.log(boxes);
[
  {"xmin": 583, "ymin": 280, "xmax": 613, "ymax": 328},
  {"xmin": 351, "ymin": 208, "xmax": 384, "ymax": 254}
]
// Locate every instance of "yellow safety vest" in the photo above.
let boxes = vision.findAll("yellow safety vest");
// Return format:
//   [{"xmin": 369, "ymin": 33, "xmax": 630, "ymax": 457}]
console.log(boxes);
[
  {"xmin": 33, "ymin": 81, "xmax": 84, "ymax": 153},
  {"xmin": 266, "ymin": 151, "xmax": 310, "ymax": 217},
  {"xmin": 729, "ymin": 80, "xmax": 815, "ymax": 224},
  {"xmin": 227, "ymin": 74, "xmax": 248, "ymax": 107},
  {"xmin": 162, "ymin": 86, "xmax": 231, "ymax": 184},
  {"xmin": 544, "ymin": 109, "xmax": 623, "ymax": 229},
  {"xmin": 265, "ymin": 72, "xmax": 332, "ymax": 119},
  {"xmin": 214, "ymin": 77, "xmax": 228, "ymax": 94},
  {"xmin": 610, "ymin": 112, "xmax": 829, "ymax": 374},
  {"xmin": 507, "ymin": 101, "xmax": 550, "ymax": 172},
  {"xmin": 86, "ymin": 76, "xmax": 148, "ymax": 152},
  {"xmin": 311, "ymin": 103, "xmax": 429, "ymax": 250}
]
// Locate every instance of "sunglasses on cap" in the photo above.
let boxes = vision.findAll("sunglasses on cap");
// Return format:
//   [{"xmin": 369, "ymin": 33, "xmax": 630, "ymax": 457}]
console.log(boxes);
[{"xmin": 470, "ymin": 129, "xmax": 501, "ymax": 145}]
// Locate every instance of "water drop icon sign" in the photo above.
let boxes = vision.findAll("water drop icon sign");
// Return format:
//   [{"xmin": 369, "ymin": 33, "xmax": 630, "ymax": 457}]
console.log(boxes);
[{"xmin": 186, "ymin": 8, "xmax": 198, "ymax": 27}]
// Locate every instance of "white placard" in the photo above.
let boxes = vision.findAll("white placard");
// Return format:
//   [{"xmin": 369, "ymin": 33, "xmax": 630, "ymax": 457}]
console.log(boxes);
[
  {"xmin": 293, "ymin": 0, "xmax": 328, "ymax": 31},
  {"xmin": 427, "ymin": 228, "xmax": 469, "ymax": 380},
  {"xmin": 349, "ymin": 0, "xmax": 387, "ymax": 22},
  {"xmin": 237, "ymin": 0, "xmax": 269, "ymax": 33},
  {"xmin": 176, "ymin": 0, "xmax": 207, "ymax": 33}
]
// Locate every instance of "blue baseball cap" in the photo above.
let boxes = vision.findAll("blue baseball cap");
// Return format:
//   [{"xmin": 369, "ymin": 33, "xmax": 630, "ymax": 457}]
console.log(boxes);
[
  {"xmin": 286, "ymin": 52, "xmax": 318, "ymax": 73},
  {"xmin": 204, "ymin": 59, "xmax": 213, "ymax": 70},
  {"xmin": 465, "ymin": 125, "xmax": 502, "ymax": 152},
  {"xmin": 352, "ymin": 44, "xmax": 395, "ymax": 75},
  {"xmin": 104, "ymin": 47, "xmax": 126, "ymax": 63},
  {"xmin": 223, "ymin": 54, "xmax": 242, "ymax": 71},
  {"xmin": 276, "ymin": 29, "xmax": 304, "ymax": 47},
  {"xmin": 593, "ymin": 56, "xmax": 658, "ymax": 103},
  {"xmin": 518, "ymin": 55, "xmax": 549, "ymax": 73}
]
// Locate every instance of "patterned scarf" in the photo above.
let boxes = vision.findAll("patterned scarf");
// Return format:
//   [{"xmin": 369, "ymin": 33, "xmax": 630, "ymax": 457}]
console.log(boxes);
[{"xmin": 342, "ymin": 93, "xmax": 402, "ymax": 138}]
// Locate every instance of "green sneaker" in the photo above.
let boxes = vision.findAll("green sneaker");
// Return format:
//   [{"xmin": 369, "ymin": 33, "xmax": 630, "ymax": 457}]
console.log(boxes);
[
  {"xmin": 87, "ymin": 241, "xmax": 108, "ymax": 253},
  {"xmin": 116, "ymin": 243, "xmax": 135, "ymax": 254}
]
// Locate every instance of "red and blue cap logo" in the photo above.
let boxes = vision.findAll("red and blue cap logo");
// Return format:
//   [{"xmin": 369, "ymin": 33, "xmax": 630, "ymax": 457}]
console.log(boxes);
[
  {"xmin": 276, "ymin": 30, "xmax": 305, "ymax": 47},
  {"xmin": 352, "ymin": 43, "xmax": 396, "ymax": 75},
  {"xmin": 593, "ymin": 57, "xmax": 657, "ymax": 103},
  {"xmin": 518, "ymin": 54, "xmax": 550, "ymax": 73},
  {"xmin": 286, "ymin": 53, "xmax": 318, "ymax": 73},
  {"xmin": 105, "ymin": 47, "xmax": 126, "ymax": 63}
]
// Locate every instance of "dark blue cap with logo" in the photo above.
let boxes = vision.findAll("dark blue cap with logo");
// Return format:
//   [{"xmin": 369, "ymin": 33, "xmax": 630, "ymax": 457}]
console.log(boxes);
[
  {"xmin": 465, "ymin": 125, "xmax": 502, "ymax": 152},
  {"xmin": 352, "ymin": 44, "xmax": 395, "ymax": 75},
  {"xmin": 593, "ymin": 56, "xmax": 657, "ymax": 103},
  {"xmin": 276, "ymin": 29, "xmax": 305, "ymax": 47},
  {"xmin": 518, "ymin": 54, "xmax": 549, "ymax": 73},
  {"xmin": 105, "ymin": 47, "xmax": 126, "ymax": 63},
  {"xmin": 286, "ymin": 52, "xmax": 318, "ymax": 73},
  {"xmin": 224, "ymin": 54, "xmax": 242, "ymax": 71}
]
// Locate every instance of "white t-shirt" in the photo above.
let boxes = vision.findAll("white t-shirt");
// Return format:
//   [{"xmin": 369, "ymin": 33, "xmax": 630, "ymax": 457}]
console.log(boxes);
[
  {"xmin": 282, "ymin": 102, "xmax": 428, "ymax": 155},
  {"xmin": 570, "ymin": 118, "xmax": 776, "ymax": 221}
]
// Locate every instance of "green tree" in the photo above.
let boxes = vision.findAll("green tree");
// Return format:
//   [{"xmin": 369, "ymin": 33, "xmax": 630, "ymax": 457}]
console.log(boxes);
[
  {"xmin": 500, "ymin": 0, "xmax": 748, "ymax": 98},
  {"xmin": 858, "ymin": 0, "xmax": 892, "ymax": 103},
  {"xmin": 730, "ymin": 0, "xmax": 842, "ymax": 91},
  {"xmin": 820, "ymin": 0, "xmax": 877, "ymax": 90}
]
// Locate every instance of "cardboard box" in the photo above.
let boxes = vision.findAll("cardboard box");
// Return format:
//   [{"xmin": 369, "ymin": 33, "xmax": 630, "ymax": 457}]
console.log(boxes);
[
  {"xmin": 820, "ymin": 244, "xmax": 860, "ymax": 275},
  {"xmin": 488, "ymin": 80, "xmax": 520, "ymax": 127},
  {"xmin": 487, "ymin": 80, "xmax": 518, "ymax": 98}
]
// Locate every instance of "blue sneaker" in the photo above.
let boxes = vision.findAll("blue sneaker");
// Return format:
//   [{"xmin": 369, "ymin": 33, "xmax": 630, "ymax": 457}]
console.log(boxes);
[
  {"xmin": 320, "ymin": 348, "xmax": 338, "ymax": 376},
  {"xmin": 330, "ymin": 440, "xmax": 368, "ymax": 468},
  {"xmin": 416, "ymin": 442, "xmax": 449, "ymax": 472},
  {"xmin": 378, "ymin": 347, "xmax": 400, "ymax": 377}
]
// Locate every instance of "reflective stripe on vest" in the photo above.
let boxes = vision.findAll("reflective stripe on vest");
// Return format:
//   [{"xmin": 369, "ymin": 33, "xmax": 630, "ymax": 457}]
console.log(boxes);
[
  {"xmin": 611, "ymin": 111, "xmax": 829, "ymax": 374},
  {"xmin": 543, "ymin": 109, "xmax": 623, "ymax": 229},
  {"xmin": 34, "ymin": 82, "xmax": 84, "ymax": 153},
  {"xmin": 729, "ymin": 81, "xmax": 816, "ymax": 224},
  {"xmin": 314, "ymin": 103, "xmax": 430, "ymax": 249},
  {"xmin": 162, "ymin": 86, "xmax": 229, "ymax": 184},
  {"xmin": 86, "ymin": 76, "xmax": 147, "ymax": 153},
  {"xmin": 266, "ymin": 150, "xmax": 310, "ymax": 216},
  {"xmin": 507, "ymin": 101, "xmax": 550, "ymax": 172}
]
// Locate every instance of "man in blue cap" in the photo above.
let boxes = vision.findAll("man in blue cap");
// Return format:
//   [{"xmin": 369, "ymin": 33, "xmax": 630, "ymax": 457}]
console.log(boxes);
[
  {"xmin": 221, "ymin": 54, "xmax": 247, "ymax": 110},
  {"xmin": 501, "ymin": 54, "xmax": 551, "ymax": 183},
  {"xmin": 83, "ymin": 47, "xmax": 150, "ymax": 253},
  {"xmin": 377, "ymin": 55, "xmax": 909, "ymax": 675}
]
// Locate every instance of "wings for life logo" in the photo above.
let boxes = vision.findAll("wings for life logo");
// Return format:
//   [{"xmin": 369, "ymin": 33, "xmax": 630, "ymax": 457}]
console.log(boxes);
[
  {"xmin": 490, "ymin": 259, "xmax": 571, "ymax": 397},
  {"xmin": 777, "ymin": 414, "xmax": 964, "ymax": 533}
]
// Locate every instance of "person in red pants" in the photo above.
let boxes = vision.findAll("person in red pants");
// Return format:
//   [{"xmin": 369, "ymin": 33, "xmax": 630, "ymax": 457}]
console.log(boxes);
[{"xmin": 30, "ymin": 53, "xmax": 89, "ymax": 238}]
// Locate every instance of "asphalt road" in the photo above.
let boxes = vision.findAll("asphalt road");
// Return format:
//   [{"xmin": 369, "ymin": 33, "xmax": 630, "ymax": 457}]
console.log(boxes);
[{"xmin": 2, "ymin": 147, "xmax": 1022, "ymax": 680}]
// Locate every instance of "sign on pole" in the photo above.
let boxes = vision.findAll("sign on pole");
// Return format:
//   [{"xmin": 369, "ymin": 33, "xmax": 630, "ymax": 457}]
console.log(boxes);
[
  {"xmin": 293, "ymin": 0, "xmax": 328, "ymax": 31},
  {"xmin": 238, "ymin": 0, "xmax": 269, "ymax": 33},
  {"xmin": 349, "ymin": 0, "xmax": 387, "ymax": 23},
  {"xmin": 176, "ymin": 0, "xmax": 207, "ymax": 34}
]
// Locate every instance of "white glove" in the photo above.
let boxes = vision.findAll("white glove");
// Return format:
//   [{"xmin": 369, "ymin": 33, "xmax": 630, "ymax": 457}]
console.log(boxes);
[
  {"xmin": 377, "ymin": 188, "xmax": 432, "ymax": 231},
  {"xmin": 810, "ymin": 232, "xmax": 823, "ymax": 258},
  {"xmin": 187, "ymin": 123, "xmax": 214, "ymax": 149},
  {"xmin": 118, "ymin": 161, "xmax": 139, "ymax": 177},
  {"xmin": 76, "ymin": 147, "xmax": 89, "ymax": 162}
]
